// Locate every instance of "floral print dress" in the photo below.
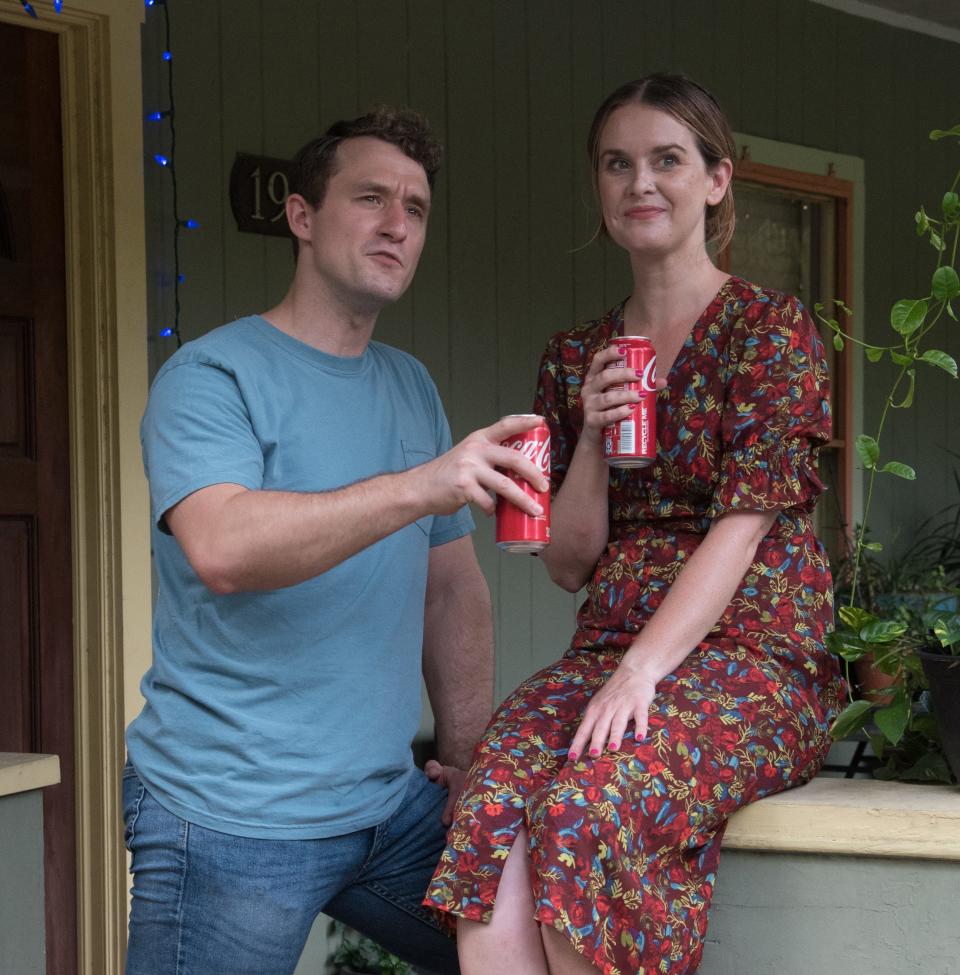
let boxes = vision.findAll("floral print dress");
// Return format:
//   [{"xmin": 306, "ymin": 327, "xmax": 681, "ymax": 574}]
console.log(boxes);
[{"xmin": 424, "ymin": 277, "xmax": 844, "ymax": 974}]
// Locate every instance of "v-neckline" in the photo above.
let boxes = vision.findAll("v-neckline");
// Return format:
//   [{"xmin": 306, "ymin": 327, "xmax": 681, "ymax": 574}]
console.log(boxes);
[{"xmin": 612, "ymin": 275, "xmax": 738, "ymax": 384}]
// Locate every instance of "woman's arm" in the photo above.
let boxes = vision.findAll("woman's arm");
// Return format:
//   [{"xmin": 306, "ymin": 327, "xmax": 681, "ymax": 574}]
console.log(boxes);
[
  {"xmin": 568, "ymin": 507, "xmax": 778, "ymax": 759},
  {"xmin": 540, "ymin": 343, "xmax": 646, "ymax": 591}
]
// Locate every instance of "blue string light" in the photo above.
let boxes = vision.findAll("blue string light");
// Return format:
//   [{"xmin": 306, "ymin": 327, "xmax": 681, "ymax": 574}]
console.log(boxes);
[
  {"xmin": 146, "ymin": 0, "xmax": 189, "ymax": 346},
  {"xmin": 54, "ymin": 0, "xmax": 62, "ymax": 12},
  {"xmin": 20, "ymin": 1, "xmax": 38, "ymax": 18}
]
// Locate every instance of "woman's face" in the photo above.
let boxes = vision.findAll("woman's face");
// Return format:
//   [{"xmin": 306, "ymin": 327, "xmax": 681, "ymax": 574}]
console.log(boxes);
[{"xmin": 596, "ymin": 102, "xmax": 731, "ymax": 258}]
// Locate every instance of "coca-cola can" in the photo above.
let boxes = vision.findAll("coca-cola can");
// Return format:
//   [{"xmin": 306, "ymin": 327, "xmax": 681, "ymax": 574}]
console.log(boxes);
[
  {"xmin": 495, "ymin": 415, "xmax": 551, "ymax": 554},
  {"xmin": 603, "ymin": 335, "xmax": 657, "ymax": 468}
]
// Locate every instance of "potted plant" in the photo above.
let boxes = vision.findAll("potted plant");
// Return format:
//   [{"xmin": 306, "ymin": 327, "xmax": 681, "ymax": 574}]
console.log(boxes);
[
  {"xmin": 328, "ymin": 921, "xmax": 413, "ymax": 975},
  {"xmin": 815, "ymin": 121, "xmax": 960, "ymax": 784}
]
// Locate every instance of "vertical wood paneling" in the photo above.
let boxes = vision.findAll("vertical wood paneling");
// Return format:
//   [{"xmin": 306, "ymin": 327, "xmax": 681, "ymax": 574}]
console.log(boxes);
[
  {"xmin": 172, "ymin": 0, "xmax": 225, "ymax": 344},
  {"xmin": 738, "ymin": 0, "xmax": 777, "ymax": 138},
  {"xmin": 261, "ymin": 0, "xmax": 319, "ymax": 311},
  {"xmin": 491, "ymin": 0, "xmax": 535, "ymax": 699},
  {"xmin": 317, "ymin": 1, "xmax": 360, "ymax": 123},
  {"xmin": 526, "ymin": 0, "xmax": 582, "ymax": 671},
  {"xmin": 219, "ymin": 0, "xmax": 267, "ymax": 322},
  {"xmin": 775, "ymin": 0, "xmax": 805, "ymax": 146},
  {"xmin": 639, "ymin": 0, "xmax": 674, "ymax": 75},
  {"xmin": 407, "ymin": 0, "xmax": 452, "ymax": 401},
  {"xmin": 445, "ymin": 0, "xmax": 502, "ymax": 653},
  {"xmin": 802, "ymin": 3, "xmax": 837, "ymax": 152},
  {"xmin": 672, "ymin": 0, "xmax": 720, "ymax": 96},
  {"xmin": 571, "ymin": 0, "xmax": 607, "ymax": 324},
  {"xmin": 833, "ymin": 10, "xmax": 864, "ymax": 158}
]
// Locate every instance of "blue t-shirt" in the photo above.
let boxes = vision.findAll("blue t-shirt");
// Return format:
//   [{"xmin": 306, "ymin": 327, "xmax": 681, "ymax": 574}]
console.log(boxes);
[{"xmin": 127, "ymin": 316, "xmax": 474, "ymax": 838}]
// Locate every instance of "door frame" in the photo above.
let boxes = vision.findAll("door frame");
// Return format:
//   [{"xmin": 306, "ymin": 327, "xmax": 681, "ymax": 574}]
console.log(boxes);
[{"xmin": 0, "ymin": 3, "xmax": 151, "ymax": 973}]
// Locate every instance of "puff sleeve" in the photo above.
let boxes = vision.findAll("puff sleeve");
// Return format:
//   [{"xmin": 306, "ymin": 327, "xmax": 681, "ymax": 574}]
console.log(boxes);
[{"xmin": 707, "ymin": 295, "xmax": 832, "ymax": 518}]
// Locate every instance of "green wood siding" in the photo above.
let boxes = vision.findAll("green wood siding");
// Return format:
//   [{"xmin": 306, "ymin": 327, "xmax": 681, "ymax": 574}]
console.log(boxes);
[{"xmin": 143, "ymin": 0, "xmax": 960, "ymax": 704}]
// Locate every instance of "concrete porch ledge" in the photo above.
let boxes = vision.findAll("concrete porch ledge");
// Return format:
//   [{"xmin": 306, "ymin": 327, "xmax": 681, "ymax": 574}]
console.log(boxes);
[
  {"xmin": 724, "ymin": 775, "xmax": 960, "ymax": 860},
  {"xmin": 0, "ymin": 753, "xmax": 61, "ymax": 798}
]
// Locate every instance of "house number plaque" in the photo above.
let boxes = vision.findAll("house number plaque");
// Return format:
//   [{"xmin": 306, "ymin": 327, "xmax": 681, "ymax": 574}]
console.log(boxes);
[{"xmin": 229, "ymin": 152, "xmax": 296, "ymax": 237}]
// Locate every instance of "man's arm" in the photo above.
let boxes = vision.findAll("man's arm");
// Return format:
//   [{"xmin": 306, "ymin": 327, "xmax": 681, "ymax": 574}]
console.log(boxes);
[
  {"xmin": 421, "ymin": 534, "xmax": 494, "ymax": 824},
  {"xmin": 165, "ymin": 414, "xmax": 548, "ymax": 594},
  {"xmin": 421, "ymin": 535, "xmax": 495, "ymax": 769}
]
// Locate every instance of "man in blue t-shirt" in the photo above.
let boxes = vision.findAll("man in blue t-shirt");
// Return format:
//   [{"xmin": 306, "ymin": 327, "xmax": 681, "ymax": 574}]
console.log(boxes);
[{"xmin": 124, "ymin": 109, "xmax": 546, "ymax": 975}]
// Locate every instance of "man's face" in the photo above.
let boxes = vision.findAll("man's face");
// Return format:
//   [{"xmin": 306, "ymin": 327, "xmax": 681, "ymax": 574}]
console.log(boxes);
[{"xmin": 302, "ymin": 136, "xmax": 431, "ymax": 314}]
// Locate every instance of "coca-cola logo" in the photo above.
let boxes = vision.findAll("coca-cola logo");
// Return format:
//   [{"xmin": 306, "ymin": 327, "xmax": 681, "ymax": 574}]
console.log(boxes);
[
  {"xmin": 506, "ymin": 435, "xmax": 551, "ymax": 474},
  {"xmin": 638, "ymin": 355, "xmax": 657, "ymax": 392}
]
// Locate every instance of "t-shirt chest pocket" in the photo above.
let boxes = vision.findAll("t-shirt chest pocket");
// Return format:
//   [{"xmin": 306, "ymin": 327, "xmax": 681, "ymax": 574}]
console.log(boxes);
[{"xmin": 401, "ymin": 439, "xmax": 437, "ymax": 536}]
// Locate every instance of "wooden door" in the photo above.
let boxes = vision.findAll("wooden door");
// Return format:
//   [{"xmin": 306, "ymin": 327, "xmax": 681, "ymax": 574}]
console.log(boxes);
[{"xmin": 0, "ymin": 20, "xmax": 76, "ymax": 975}]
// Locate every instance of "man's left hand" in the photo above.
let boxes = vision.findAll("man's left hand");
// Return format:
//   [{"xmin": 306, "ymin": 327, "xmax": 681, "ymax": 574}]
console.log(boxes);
[{"xmin": 424, "ymin": 759, "xmax": 467, "ymax": 827}]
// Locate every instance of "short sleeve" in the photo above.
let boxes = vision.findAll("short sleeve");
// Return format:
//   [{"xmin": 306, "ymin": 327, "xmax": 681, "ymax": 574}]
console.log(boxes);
[
  {"xmin": 532, "ymin": 332, "xmax": 580, "ymax": 496},
  {"xmin": 141, "ymin": 359, "xmax": 265, "ymax": 533},
  {"xmin": 708, "ymin": 296, "xmax": 831, "ymax": 518}
]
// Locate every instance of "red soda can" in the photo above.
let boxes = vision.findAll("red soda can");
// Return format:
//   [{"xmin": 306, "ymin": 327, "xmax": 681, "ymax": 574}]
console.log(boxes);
[
  {"xmin": 603, "ymin": 335, "xmax": 657, "ymax": 468},
  {"xmin": 495, "ymin": 415, "xmax": 551, "ymax": 554}
]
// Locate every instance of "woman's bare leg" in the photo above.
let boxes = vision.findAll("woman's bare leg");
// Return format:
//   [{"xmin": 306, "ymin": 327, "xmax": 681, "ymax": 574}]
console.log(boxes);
[
  {"xmin": 540, "ymin": 924, "xmax": 601, "ymax": 974},
  {"xmin": 456, "ymin": 828, "xmax": 548, "ymax": 975}
]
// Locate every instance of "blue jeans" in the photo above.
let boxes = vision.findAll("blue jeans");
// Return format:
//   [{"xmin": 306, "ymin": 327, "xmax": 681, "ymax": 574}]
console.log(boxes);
[{"xmin": 123, "ymin": 762, "xmax": 459, "ymax": 975}]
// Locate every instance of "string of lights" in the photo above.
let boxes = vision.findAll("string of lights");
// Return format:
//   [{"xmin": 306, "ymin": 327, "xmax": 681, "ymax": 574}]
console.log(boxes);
[
  {"xmin": 145, "ymin": 0, "xmax": 198, "ymax": 348},
  {"xmin": 19, "ymin": 1, "xmax": 63, "ymax": 20}
]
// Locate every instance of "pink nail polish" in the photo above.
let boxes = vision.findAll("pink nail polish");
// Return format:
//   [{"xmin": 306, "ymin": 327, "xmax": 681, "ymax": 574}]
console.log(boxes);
[
  {"xmin": 608, "ymin": 741, "xmax": 618, "ymax": 750},
  {"xmin": 589, "ymin": 747, "xmax": 600, "ymax": 757},
  {"xmin": 568, "ymin": 750, "xmax": 578, "ymax": 761}
]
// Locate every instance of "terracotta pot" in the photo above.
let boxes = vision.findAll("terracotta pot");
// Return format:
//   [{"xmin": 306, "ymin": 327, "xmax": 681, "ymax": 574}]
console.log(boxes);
[
  {"xmin": 918, "ymin": 651, "xmax": 960, "ymax": 781},
  {"xmin": 854, "ymin": 653, "xmax": 899, "ymax": 706}
]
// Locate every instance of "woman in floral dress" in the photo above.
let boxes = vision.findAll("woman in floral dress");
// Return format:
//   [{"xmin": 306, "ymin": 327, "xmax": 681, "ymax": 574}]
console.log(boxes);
[{"xmin": 424, "ymin": 74, "xmax": 844, "ymax": 975}]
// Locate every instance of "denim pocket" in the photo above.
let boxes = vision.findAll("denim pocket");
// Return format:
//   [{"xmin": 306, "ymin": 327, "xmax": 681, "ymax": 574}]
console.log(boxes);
[{"xmin": 122, "ymin": 764, "xmax": 147, "ymax": 852}]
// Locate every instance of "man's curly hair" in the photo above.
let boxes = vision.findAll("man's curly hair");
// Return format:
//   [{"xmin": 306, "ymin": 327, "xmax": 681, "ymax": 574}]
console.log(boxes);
[{"xmin": 293, "ymin": 107, "xmax": 443, "ymax": 207}]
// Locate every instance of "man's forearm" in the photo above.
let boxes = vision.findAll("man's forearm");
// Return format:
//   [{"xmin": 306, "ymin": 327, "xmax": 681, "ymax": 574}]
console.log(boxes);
[
  {"xmin": 422, "ymin": 540, "xmax": 495, "ymax": 768},
  {"xmin": 167, "ymin": 472, "xmax": 429, "ymax": 594}
]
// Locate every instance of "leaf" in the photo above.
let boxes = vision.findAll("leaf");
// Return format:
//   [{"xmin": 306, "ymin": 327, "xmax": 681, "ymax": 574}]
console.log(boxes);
[
  {"xmin": 865, "ymin": 346, "xmax": 884, "ymax": 363},
  {"xmin": 918, "ymin": 349, "xmax": 958, "ymax": 378},
  {"xmin": 830, "ymin": 700, "xmax": 873, "ymax": 740},
  {"xmin": 930, "ymin": 230, "xmax": 945, "ymax": 252},
  {"xmin": 932, "ymin": 266, "xmax": 960, "ymax": 300},
  {"xmin": 943, "ymin": 192, "xmax": 960, "ymax": 220},
  {"xmin": 838, "ymin": 605, "xmax": 876, "ymax": 631},
  {"xmin": 915, "ymin": 207, "xmax": 930, "ymax": 236},
  {"xmin": 860, "ymin": 620, "xmax": 909, "ymax": 643},
  {"xmin": 832, "ymin": 333, "xmax": 844, "ymax": 352},
  {"xmin": 891, "ymin": 369, "xmax": 915, "ymax": 409},
  {"xmin": 930, "ymin": 124, "xmax": 960, "ymax": 140},
  {"xmin": 825, "ymin": 631, "xmax": 868, "ymax": 662},
  {"xmin": 890, "ymin": 298, "xmax": 928, "ymax": 336},
  {"xmin": 855, "ymin": 434, "xmax": 879, "ymax": 469},
  {"xmin": 880, "ymin": 461, "xmax": 916, "ymax": 480},
  {"xmin": 862, "ymin": 541, "xmax": 884, "ymax": 552},
  {"xmin": 948, "ymin": 302, "xmax": 958, "ymax": 322},
  {"xmin": 874, "ymin": 693, "xmax": 911, "ymax": 746},
  {"xmin": 933, "ymin": 613, "xmax": 960, "ymax": 649},
  {"xmin": 890, "ymin": 350, "xmax": 913, "ymax": 367}
]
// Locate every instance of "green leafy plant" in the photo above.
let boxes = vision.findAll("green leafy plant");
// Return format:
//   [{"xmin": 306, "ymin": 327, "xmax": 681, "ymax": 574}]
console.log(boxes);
[
  {"xmin": 328, "ymin": 922, "xmax": 412, "ymax": 975},
  {"xmin": 814, "ymin": 123, "xmax": 960, "ymax": 784}
]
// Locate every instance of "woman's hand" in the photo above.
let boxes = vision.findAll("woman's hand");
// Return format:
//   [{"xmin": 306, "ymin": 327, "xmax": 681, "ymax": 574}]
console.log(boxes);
[
  {"xmin": 568, "ymin": 656, "xmax": 661, "ymax": 760},
  {"xmin": 580, "ymin": 344, "xmax": 668, "ymax": 444}
]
